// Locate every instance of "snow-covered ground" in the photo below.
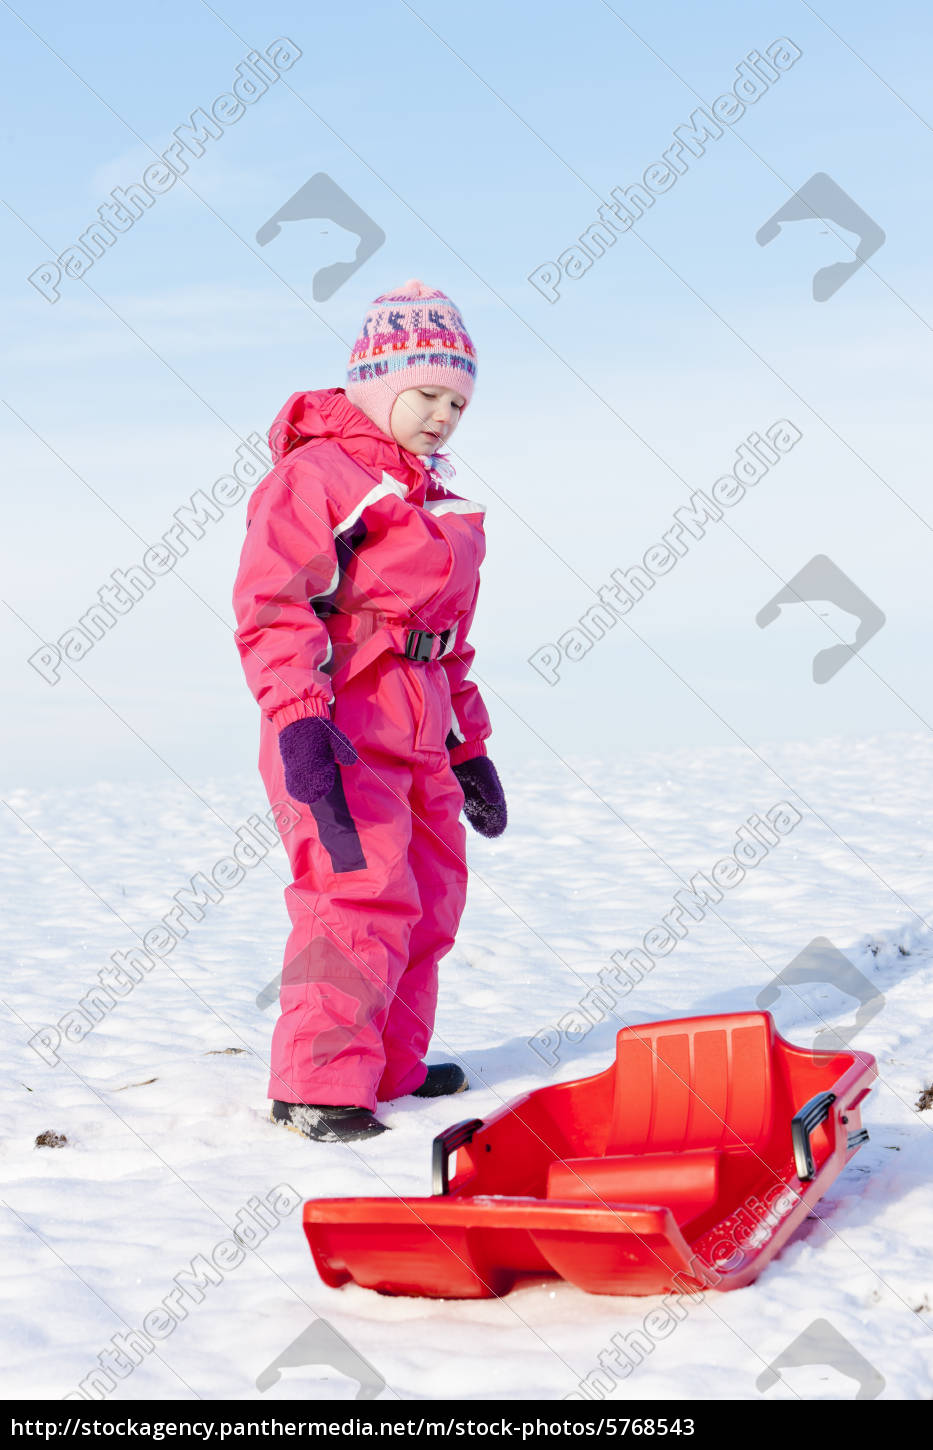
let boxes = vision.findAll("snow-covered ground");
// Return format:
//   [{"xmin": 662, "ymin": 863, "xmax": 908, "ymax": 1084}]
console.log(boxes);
[{"xmin": 2, "ymin": 730, "xmax": 932, "ymax": 1402}]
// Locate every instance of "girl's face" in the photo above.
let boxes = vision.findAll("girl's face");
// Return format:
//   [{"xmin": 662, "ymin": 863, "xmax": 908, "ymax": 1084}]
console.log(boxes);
[{"xmin": 389, "ymin": 386, "xmax": 466, "ymax": 455}]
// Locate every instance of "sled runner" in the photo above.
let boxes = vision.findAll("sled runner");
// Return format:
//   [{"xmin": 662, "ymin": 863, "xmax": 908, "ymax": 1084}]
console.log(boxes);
[{"xmin": 302, "ymin": 1011, "xmax": 876, "ymax": 1298}]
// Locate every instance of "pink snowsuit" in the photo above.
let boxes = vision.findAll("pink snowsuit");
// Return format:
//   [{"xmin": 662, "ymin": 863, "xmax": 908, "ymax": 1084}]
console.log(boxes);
[{"xmin": 233, "ymin": 388, "xmax": 490, "ymax": 1111}]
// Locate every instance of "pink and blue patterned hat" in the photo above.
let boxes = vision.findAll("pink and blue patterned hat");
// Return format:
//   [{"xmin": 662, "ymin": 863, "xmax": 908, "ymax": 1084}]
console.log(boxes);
[{"xmin": 345, "ymin": 278, "xmax": 477, "ymax": 437}]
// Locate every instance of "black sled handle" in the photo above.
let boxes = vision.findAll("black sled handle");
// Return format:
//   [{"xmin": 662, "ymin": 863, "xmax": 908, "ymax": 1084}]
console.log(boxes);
[
  {"xmin": 432, "ymin": 1118, "xmax": 484, "ymax": 1196},
  {"xmin": 791, "ymin": 1091, "xmax": 836, "ymax": 1181}
]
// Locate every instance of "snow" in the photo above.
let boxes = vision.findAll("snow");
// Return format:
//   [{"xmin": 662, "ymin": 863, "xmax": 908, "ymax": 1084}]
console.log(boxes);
[{"xmin": 2, "ymin": 730, "xmax": 932, "ymax": 1402}]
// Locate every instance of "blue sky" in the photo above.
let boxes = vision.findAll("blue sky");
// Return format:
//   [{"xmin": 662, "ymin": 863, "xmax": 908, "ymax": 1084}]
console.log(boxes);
[{"xmin": 2, "ymin": 0, "xmax": 932, "ymax": 789}]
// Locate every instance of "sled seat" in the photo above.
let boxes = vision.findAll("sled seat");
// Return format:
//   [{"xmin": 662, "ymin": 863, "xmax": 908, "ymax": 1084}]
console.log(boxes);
[{"xmin": 546, "ymin": 1150, "xmax": 720, "ymax": 1227}]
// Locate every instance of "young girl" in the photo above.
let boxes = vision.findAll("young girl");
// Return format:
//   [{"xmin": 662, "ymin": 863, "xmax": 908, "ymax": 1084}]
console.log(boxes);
[{"xmin": 233, "ymin": 279, "xmax": 507, "ymax": 1144}]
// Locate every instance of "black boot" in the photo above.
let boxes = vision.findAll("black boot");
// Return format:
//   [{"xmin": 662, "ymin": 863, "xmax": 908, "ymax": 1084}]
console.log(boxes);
[
  {"xmin": 271, "ymin": 1100, "xmax": 388, "ymax": 1142},
  {"xmin": 410, "ymin": 1063, "xmax": 469, "ymax": 1098}
]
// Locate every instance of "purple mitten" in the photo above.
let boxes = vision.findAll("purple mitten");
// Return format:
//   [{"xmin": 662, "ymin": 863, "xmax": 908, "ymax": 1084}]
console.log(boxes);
[
  {"xmin": 279, "ymin": 716, "xmax": 357, "ymax": 805},
  {"xmin": 451, "ymin": 756, "xmax": 507, "ymax": 838}
]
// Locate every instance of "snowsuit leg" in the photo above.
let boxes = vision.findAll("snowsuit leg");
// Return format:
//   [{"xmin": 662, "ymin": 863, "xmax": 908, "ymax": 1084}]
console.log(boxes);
[
  {"xmin": 376, "ymin": 752, "xmax": 467, "ymax": 1101},
  {"xmin": 260, "ymin": 653, "xmax": 468, "ymax": 1112}
]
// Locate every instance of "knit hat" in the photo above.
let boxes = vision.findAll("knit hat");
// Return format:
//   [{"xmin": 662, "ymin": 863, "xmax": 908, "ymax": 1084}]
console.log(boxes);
[{"xmin": 345, "ymin": 278, "xmax": 477, "ymax": 439}]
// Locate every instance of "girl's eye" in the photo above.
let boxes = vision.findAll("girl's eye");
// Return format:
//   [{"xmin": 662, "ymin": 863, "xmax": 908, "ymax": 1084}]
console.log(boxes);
[{"xmin": 420, "ymin": 389, "xmax": 462, "ymax": 409}]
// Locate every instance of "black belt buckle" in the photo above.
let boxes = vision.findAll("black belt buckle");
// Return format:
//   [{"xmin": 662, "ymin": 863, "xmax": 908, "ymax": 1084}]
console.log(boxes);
[
  {"xmin": 405, "ymin": 628, "xmax": 435, "ymax": 661},
  {"xmin": 405, "ymin": 627, "xmax": 451, "ymax": 662}
]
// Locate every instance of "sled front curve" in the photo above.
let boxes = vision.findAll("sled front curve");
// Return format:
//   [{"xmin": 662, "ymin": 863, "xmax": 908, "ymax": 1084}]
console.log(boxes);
[
  {"xmin": 302, "ymin": 1011, "xmax": 877, "ymax": 1299},
  {"xmin": 305, "ymin": 1196, "xmax": 700, "ymax": 1299}
]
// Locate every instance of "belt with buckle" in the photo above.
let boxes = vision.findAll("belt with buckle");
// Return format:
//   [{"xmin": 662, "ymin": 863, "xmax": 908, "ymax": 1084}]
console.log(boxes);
[{"xmin": 404, "ymin": 627, "xmax": 452, "ymax": 662}]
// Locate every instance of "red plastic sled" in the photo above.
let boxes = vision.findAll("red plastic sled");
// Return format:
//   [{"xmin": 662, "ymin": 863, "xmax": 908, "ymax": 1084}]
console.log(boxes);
[{"xmin": 303, "ymin": 1012, "xmax": 876, "ymax": 1298}]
